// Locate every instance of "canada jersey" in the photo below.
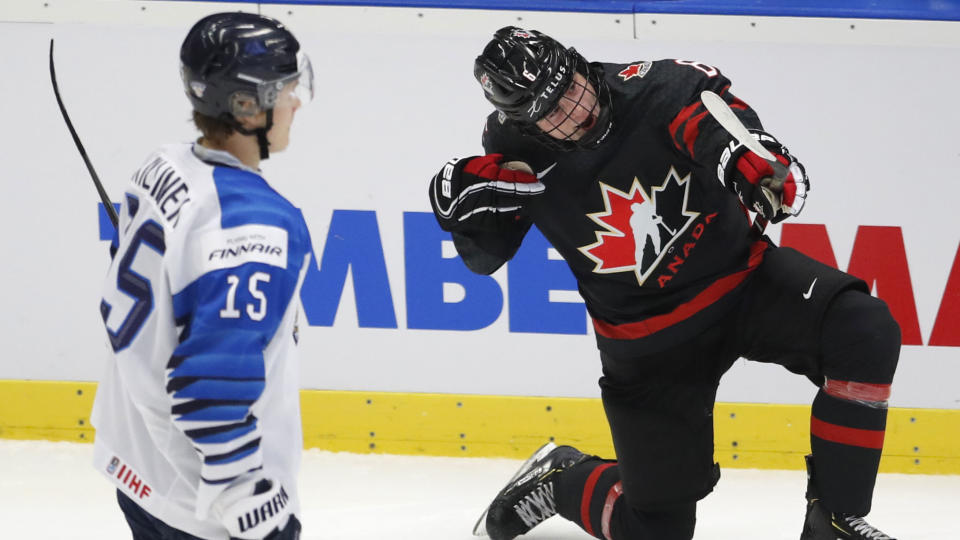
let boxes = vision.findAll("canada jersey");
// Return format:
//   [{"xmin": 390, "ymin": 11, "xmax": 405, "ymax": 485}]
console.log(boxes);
[
  {"xmin": 91, "ymin": 143, "xmax": 312, "ymax": 539},
  {"xmin": 480, "ymin": 60, "xmax": 770, "ymax": 347}
]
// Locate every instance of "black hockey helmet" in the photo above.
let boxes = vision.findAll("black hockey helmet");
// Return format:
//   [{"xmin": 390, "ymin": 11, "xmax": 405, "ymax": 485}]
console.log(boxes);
[
  {"xmin": 179, "ymin": 12, "xmax": 313, "ymax": 157},
  {"xmin": 474, "ymin": 27, "xmax": 612, "ymax": 149}
]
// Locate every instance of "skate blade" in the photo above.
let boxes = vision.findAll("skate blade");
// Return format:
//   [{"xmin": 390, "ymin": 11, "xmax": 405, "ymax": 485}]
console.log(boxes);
[
  {"xmin": 472, "ymin": 508, "xmax": 489, "ymax": 536},
  {"xmin": 471, "ymin": 442, "xmax": 557, "ymax": 537}
]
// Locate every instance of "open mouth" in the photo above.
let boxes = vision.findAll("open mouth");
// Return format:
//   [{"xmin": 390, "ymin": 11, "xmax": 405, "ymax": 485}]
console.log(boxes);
[{"xmin": 579, "ymin": 114, "xmax": 597, "ymax": 131}]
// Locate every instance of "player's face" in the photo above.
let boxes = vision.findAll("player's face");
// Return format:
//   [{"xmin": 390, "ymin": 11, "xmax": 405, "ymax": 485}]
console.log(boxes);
[
  {"xmin": 535, "ymin": 72, "xmax": 599, "ymax": 142},
  {"xmin": 266, "ymin": 81, "xmax": 303, "ymax": 152}
]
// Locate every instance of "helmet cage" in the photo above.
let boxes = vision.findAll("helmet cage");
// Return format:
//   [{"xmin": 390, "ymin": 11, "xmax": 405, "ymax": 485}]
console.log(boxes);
[
  {"xmin": 534, "ymin": 74, "xmax": 598, "ymax": 140},
  {"xmin": 517, "ymin": 60, "xmax": 614, "ymax": 151}
]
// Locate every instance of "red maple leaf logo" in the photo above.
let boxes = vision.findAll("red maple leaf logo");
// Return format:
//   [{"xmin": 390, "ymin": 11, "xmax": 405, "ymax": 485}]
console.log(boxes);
[
  {"xmin": 579, "ymin": 180, "xmax": 651, "ymax": 274},
  {"xmin": 579, "ymin": 170, "xmax": 699, "ymax": 285}
]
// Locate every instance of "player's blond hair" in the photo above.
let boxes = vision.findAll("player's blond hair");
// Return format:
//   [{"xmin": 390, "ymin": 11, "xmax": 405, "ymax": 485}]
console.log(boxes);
[{"xmin": 192, "ymin": 111, "xmax": 235, "ymax": 145}]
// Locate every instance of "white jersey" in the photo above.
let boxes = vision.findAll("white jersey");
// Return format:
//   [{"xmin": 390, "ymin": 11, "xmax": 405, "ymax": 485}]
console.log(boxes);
[{"xmin": 91, "ymin": 143, "xmax": 312, "ymax": 538}]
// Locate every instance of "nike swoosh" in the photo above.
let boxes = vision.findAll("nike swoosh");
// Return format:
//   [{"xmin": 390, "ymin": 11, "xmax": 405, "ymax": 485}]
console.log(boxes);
[
  {"xmin": 803, "ymin": 278, "xmax": 818, "ymax": 300},
  {"xmin": 536, "ymin": 162, "xmax": 558, "ymax": 179}
]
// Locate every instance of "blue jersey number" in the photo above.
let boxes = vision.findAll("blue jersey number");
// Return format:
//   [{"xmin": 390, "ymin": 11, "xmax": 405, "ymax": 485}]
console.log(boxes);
[{"xmin": 100, "ymin": 220, "xmax": 166, "ymax": 352}]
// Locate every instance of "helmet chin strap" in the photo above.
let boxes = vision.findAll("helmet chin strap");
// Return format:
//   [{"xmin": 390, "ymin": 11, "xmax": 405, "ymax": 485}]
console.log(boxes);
[{"xmin": 235, "ymin": 109, "xmax": 274, "ymax": 160}]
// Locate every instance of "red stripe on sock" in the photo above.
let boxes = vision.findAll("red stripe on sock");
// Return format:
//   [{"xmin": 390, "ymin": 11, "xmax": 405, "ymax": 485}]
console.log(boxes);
[
  {"xmin": 810, "ymin": 416, "xmax": 886, "ymax": 449},
  {"xmin": 600, "ymin": 481, "xmax": 624, "ymax": 540},
  {"xmin": 581, "ymin": 463, "xmax": 616, "ymax": 537}
]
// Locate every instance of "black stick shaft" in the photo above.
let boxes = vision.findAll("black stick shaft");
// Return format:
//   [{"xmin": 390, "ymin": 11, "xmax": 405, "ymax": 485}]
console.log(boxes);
[{"xmin": 49, "ymin": 39, "xmax": 118, "ymax": 229}]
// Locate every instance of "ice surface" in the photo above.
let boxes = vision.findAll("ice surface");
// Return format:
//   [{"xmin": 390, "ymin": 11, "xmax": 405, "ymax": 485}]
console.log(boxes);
[{"xmin": 1, "ymin": 440, "xmax": 956, "ymax": 539}]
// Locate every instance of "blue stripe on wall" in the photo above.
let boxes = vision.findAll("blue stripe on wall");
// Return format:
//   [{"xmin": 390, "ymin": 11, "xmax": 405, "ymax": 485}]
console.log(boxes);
[{"xmin": 176, "ymin": 0, "xmax": 960, "ymax": 21}]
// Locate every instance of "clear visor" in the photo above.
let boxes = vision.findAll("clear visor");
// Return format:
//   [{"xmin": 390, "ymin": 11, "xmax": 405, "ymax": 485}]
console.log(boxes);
[
  {"xmin": 232, "ymin": 53, "xmax": 315, "ymax": 117},
  {"xmin": 265, "ymin": 53, "xmax": 314, "ymax": 108}
]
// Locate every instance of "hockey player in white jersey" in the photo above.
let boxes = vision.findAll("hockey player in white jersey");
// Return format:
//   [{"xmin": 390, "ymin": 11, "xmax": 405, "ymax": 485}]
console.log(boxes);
[{"xmin": 92, "ymin": 12, "xmax": 314, "ymax": 539}]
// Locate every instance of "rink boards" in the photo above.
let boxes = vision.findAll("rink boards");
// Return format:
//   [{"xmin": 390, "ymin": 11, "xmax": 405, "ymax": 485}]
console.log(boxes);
[
  {"xmin": 1, "ymin": 380, "xmax": 958, "ymax": 475},
  {"xmin": 1, "ymin": 1, "xmax": 959, "ymax": 474}
]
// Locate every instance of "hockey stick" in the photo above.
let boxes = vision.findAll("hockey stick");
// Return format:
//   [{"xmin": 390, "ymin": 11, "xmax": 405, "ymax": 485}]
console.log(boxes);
[
  {"xmin": 700, "ymin": 90, "xmax": 788, "ymax": 234},
  {"xmin": 49, "ymin": 39, "xmax": 118, "ymax": 229}
]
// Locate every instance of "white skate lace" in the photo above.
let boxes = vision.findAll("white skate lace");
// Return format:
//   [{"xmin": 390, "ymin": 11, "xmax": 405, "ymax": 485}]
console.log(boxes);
[
  {"xmin": 842, "ymin": 516, "xmax": 893, "ymax": 540},
  {"xmin": 514, "ymin": 482, "xmax": 557, "ymax": 528}
]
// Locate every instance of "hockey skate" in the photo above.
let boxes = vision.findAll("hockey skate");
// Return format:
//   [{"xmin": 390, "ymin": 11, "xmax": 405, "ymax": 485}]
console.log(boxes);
[
  {"xmin": 473, "ymin": 442, "xmax": 590, "ymax": 540},
  {"xmin": 800, "ymin": 455, "xmax": 896, "ymax": 540}
]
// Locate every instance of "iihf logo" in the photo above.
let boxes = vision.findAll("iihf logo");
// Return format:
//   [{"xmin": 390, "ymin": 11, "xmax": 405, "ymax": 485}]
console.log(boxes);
[
  {"xmin": 106, "ymin": 456, "xmax": 120, "ymax": 474},
  {"xmin": 578, "ymin": 168, "xmax": 699, "ymax": 286}
]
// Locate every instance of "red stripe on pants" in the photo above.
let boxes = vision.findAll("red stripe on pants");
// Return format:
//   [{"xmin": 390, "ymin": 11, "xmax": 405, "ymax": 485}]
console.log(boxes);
[
  {"xmin": 581, "ymin": 463, "xmax": 616, "ymax": 537},
  {"xmin": 810, "ymin": 416, "xmax": 885, "ymax": 449},
  {"xmin": 593, "ymin": 241, "xmax": 767, "ymax": 339}
]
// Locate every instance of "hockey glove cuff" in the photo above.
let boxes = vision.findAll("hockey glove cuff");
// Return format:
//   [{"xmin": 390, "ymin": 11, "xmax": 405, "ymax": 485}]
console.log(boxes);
[
  {"xmin": 727, "ymin": 130, "xmax": 810, "ymax": 223},
  {"xmin": 211, "ymin": 473, "xmax": 293, "ymax": 539},
  {"xmin": 429, "ymin": 154, "xmax": 545, "ymax": 233}
]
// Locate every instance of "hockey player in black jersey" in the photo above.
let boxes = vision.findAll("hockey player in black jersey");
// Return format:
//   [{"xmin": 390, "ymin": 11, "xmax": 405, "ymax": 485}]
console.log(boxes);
[{"xmin": 428, "ymin": 27, "xmax": 900, "ymax": 540}]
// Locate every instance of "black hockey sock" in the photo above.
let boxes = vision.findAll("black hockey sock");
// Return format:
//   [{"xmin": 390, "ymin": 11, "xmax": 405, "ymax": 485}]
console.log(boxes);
[
  {"xmin": 556, "ymin": 459, "xmax": 695, "ymax": 540},
  {"xmin": 810, "ymin": 389, "xmax": 887, "ymax": 516},
  {"xmin": 556, "ymin": 458, "xmax": 620, "ymax": 539}
]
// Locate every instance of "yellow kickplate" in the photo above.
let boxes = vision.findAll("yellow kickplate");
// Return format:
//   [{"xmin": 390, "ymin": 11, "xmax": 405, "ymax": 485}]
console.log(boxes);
[
  {"xmin": 2, "ymin": 381, "xmax": 957, "ymax": 474},
  {"xmin": 0, "ymin": 380, "xmax": 97, "ymax": 442}
]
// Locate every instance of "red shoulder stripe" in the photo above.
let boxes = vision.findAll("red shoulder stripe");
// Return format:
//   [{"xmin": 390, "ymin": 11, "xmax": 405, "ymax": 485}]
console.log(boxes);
[
  {"xmin": 668, "ymin": 101, "xmax": 702, "ymax": 152},
  {"xmin": 682, "ymin": 110, "xmax": 710, "ymax": 159}
]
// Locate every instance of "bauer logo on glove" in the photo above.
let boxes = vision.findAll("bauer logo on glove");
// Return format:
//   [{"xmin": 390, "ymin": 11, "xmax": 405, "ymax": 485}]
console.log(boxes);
[{"xmin": 429, "ymin": 153, "xmax": 545, "ymax": 233}]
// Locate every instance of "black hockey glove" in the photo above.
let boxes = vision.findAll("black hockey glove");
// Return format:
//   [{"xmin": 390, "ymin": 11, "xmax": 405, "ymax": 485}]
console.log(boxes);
[
  {"xmin": 726, "ymin": 130, "xmax": 809, "ymax": 224},
  {"xmin": 429, "ymin": 154, "xmax": 545, "ymax": 233}
]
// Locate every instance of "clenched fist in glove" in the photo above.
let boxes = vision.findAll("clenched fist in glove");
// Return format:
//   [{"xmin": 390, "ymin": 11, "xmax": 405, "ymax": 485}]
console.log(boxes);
[
  {"xmin": 726, "ymin": 130, "xmax": 809, "ymax": 224},
  {"xmin": 429, "ymin": 154, "xmax": 545, "ymax": 233},
  {"xmin": 211, "ymin": 473, "xmax": 298, "ymax": 539}
]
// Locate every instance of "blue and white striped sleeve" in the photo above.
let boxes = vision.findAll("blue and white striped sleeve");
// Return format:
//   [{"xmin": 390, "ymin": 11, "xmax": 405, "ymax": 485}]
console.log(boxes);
[{"xmin": 166, "ymin": 167, "xmax": 310, "ymax": 515}]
